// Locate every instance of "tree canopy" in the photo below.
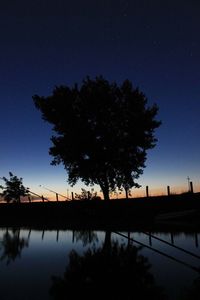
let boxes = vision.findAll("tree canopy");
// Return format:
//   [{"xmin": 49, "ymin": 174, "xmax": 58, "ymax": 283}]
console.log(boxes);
[
  {"xmin": 0, "ymin": 229, "xmax": 29, "ymax": 264},
  {"xmin": 0, "ymin": 172, "xmax": 29, "ymax": 203},
  {"xmin": 33, "ymin": 76, "xmax": 161, "ymax": 200}
]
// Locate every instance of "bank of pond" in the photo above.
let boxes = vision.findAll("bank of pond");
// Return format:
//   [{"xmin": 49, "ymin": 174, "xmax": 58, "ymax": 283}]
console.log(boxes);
[{"xmin": 0, "ymin": 192, "xmax": 200, "ymax": 231}]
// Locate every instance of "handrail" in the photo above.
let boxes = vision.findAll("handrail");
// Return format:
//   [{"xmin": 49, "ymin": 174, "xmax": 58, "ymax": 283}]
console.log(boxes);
[
  {"xmin": 28, "ymin": 190, "xmax": 49, "ymax": 201},
  {"xmin": 113, "ymin": 231, "xmax": 200, "ymax": 273},
  {"xmin": 39, "ymin": 185, "xmax": 70, "ymax": 200},
  {"xmin": 142, "ymin": 231, "xmax": 200, "ymax": 260}
]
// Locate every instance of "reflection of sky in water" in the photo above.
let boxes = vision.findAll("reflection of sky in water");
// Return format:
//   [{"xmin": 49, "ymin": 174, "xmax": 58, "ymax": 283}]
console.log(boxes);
[{"xmin": 0, "ymin": 229, "xmax": 199, "ymax": 300}]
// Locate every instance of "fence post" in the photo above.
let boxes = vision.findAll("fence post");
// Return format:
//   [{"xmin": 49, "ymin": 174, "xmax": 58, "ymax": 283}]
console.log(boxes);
[
  {"xmin": 128, "ymin": 231, "xmax": 130, "ymax": 247},
  {"xmin": 71, "ymin": 192, "xmax": 74, "ymax": 200},
  {"xmin": 56, "ymin": 193, "xmax": 59, "ymax": 202},
  {"xmin": 149, "ymin": 232, "xmax": 152, "ymax": 246},
  {"xmin": 190, "ymin": 181, "xmax": 194, "ymax": 193},
  {"xmin": 146, "ymin": 186, "xmax": 149, "ymax": 198},
  {"xmin": 195, "ymin": 233, "xmax": 198, "ymax": 248},
  {"xmin": 167, "ymin": 186, "xmax": 170, "ymax": 196},
  {"xmin": 170, "ymin": 233, "xmax": 174, "ymax": 245}
]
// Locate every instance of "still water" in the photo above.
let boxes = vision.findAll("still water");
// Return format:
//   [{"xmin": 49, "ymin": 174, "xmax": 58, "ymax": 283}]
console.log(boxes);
[{"xmin": 0, "ymin": 228, "xmax": 200, "ymax": 300}]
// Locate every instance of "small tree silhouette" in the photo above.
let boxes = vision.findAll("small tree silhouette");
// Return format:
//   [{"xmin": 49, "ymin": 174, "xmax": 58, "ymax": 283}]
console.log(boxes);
[
  {"xmin": 0, "ymin": 229, "xmax": 29, "ymax": 265},
  {"xmin": 0, "ymin": 172, "xmax": 29, "ymax": 203},
  {"xmin": 74, "ymin": 188, "xmax": 101, "ymax": 201}
]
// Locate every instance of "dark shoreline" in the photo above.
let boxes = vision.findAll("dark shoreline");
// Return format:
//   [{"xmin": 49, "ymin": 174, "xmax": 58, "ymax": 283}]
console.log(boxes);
[{"xmin": 0, "ymin": 193, "xmax": 200, "ymax": 232}]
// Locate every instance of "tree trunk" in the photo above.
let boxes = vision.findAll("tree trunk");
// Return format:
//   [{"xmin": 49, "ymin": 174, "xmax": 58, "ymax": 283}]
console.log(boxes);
[
  {"xmin": 99, "ymin": 176, "xmax": 110, "ymax": 201},
  {"xmin": 125, "ymin": 188, "xmax": 129, "ymax": 200},
  {"xmin": 103, "ymin": 230, "xmax": 112, "ymax": 254},
  {"xmin": 101, "ymin": 186, "xmax": 110, "ymax": 201},
  {"xmin": 98, "ymin": 176, "xmax": 110, "ymax": 200}
]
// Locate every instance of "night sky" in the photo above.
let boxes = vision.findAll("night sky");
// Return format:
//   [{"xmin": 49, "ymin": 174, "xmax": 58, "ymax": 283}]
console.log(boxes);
[{"xmin": 0, "ymin": 0, "xmax": 199, "ymax": 199}]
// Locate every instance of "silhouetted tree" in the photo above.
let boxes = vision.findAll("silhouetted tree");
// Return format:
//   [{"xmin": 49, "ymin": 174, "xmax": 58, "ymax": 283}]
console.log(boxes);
[
  {"xmin": 50, "ymin": 237, "xmax": 166, "ymax": 299},
  {"xmin": 72, "ymin": 230, "xmax": 98, "ymax": 246},
  {"xmin": 0, "ymin": 172, "xmax": 29, "ymax": 203},
  {"xmin": 182, "ymin": 276, "xmax": 200, "ymax": 300},
  {"xmin": 74, "ymin": 188, "xmax": 101, "ymax": 201},
  {"xmin": 0, "ymin": 229, "xmax": 29, "ymax": 264},
  {"xmin": 33, "ymin": 76, "xmax": 161, "ymax": 200}
]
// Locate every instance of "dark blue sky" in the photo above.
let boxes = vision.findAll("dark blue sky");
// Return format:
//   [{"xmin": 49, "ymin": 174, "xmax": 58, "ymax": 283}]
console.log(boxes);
[{"xmin": 0, "ymin": 0, "xmax": 199, "ymax": 198}]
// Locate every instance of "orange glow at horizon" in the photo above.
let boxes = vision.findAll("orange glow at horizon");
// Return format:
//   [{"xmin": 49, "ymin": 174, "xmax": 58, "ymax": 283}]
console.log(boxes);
[{"xmin": 0, "ymin": 182, "xmax": 199, "ymax": 203}]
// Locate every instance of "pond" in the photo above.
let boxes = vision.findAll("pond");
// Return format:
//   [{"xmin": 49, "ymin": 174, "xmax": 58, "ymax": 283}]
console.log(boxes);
[{"xmin": 0, "ymin": 228, "xmax": 200, "ymax": 299}]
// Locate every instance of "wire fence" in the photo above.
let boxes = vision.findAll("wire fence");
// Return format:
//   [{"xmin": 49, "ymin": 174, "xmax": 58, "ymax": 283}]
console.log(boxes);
[
  {"xmin": 110, "ymin": 181, "xmax": 200, "ymax": 199},
  {"xmin": 0, "ymin": 181, "xmax": 200, "ymax": 202}
]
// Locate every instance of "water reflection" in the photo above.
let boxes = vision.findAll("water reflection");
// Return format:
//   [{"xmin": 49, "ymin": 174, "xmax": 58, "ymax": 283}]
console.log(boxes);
[
  {"xmin": 183, "ymin": 276, "xmax": 200, "ymax": 299},
  {"xmin": 72, "ymin": 230, "xmax": 98, "ymax": 246},
  {"xmin": 0, "ymin": 228, "xmax": 29, "ymax": 264},
  {"xmin": 0, "ymin": 228, "xmax": 199, "ymax": 299},
  {"xmin": 50, "ymin": 230, "xmax": 167, "ymax": 299}
]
